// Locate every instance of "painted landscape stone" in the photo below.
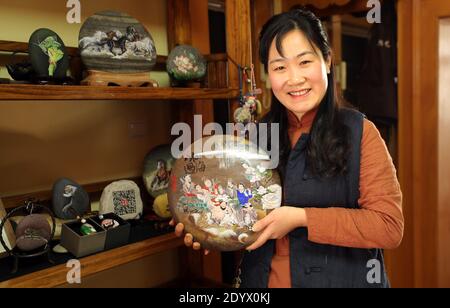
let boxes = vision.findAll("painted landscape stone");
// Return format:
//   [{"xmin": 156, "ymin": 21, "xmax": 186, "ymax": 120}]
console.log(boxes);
[
  {"xmin": 28, "ymin": 28, "xmax": 69, "ymax": 78},
  {"xmin": 78, "ymin": 10, "xmax": 157, "ymax": 73},
  {"xmin": 168, "ymin": 135, "xmax": 282, "ymax": 251},
  {"xmin": 167, "ymin": 45, "xmax": 206, "ymax": 81}
]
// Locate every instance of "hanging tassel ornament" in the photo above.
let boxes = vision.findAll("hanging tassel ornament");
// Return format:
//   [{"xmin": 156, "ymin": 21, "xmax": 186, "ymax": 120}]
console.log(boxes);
[{"xmin": 233, "ymin": 64, "xmax": 262, "ymax": 125}]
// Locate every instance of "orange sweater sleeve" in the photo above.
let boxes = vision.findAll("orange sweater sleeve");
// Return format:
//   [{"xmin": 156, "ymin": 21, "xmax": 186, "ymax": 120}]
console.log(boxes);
[{"xmin": 304, "ymin": 119, "xmax": 404, "ymax": 249}]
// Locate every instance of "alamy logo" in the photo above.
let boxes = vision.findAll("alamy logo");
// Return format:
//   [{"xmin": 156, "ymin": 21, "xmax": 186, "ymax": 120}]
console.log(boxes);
[
  {"xmin": 366, "ymin": 259, "xmax": 381, "ymax": 284},
  {"xmin": 367, "ymin": 0, "xmax": 381, "ymax": 24},
  {"xmin": 66, "ymin": 259, "xmax": 81, "ymax": 284},
  {"xmin": 66, "ymin": 0, "xmax": 81, "ymax": 24}
]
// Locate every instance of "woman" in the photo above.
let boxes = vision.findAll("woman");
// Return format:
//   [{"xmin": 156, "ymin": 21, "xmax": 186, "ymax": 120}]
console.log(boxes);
[{"xmin": 171, "ymin": 9, "xmax": 404, "ymax": 288}]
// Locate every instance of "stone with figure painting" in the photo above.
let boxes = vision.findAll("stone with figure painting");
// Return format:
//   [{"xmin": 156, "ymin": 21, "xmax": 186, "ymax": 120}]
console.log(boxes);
[
  {"xmin": 168, "ymin": 135, "xmax": 282, "ymax": 251},
  {"xmin": 143, "ymin": 145, "xmax": 175, "ymax": 219}
]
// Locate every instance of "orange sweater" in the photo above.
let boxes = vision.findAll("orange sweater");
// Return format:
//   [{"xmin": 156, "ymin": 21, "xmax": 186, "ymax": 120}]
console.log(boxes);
[{"xmin": 268, "ymin": 109, "xmax": 404, "ymax": 288}]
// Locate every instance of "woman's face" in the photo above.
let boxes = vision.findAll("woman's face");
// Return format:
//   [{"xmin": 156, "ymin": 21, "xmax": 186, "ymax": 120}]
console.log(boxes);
[{"xmin": 268, "ymin": 29, "xmax": 331, "ymax": 120}]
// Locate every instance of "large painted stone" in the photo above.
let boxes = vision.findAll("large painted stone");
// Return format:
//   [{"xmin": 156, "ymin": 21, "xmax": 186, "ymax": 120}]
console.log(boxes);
[
  {"xmin": 79, "ymin": 10, "xmax": 157, "ymax": 73},
  {"xmin": 28, "ymin": 28, "xmax": 69, "ymax": 78},
  {"xmin": 168, "ymin": 135, "xmax": 282, "ymax": 251}
]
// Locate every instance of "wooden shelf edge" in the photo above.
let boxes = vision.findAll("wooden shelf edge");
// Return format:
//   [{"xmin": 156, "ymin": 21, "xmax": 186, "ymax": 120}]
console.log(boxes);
[
  {"xmin": 0, "ymin": 233, "xmax": 183, "ymax": 288},
  {"xmin": 0, "ymin": 84, "xmax": 238, "ymax": 101}
]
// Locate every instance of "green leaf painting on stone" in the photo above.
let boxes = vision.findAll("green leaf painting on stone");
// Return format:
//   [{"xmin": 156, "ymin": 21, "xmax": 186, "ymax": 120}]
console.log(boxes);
[{"xmin": 35, "ymin": 36, "xmax": 64, "ymax": 76}]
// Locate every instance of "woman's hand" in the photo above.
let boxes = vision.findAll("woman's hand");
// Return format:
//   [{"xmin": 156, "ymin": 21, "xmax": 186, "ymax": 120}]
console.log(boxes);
[
  {"xmin": 169, "ymin": 219, "xmax": 210, "ymax": 255},
  {"xmin": 245, "ymin": 207, "xmax": 307, "ymax": 251}
]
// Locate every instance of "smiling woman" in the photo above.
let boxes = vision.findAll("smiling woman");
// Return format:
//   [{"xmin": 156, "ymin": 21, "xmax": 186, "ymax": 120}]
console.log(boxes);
[
  {"xmin": 259, "ymin": 9, "xmax": 348, "ymax": 180},
  {"xmin": 173, "ymin": 8, "xmax": 404, "ymax": 289}
]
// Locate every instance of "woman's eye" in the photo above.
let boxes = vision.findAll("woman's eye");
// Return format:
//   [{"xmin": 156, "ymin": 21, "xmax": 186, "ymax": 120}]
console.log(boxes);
[
  {"xmin": 273, "ymin": 66, "xmax": 285, "ymax": 71},
  {"xmin": 299, "ymin": 60, "xmax": 311, "ymax": 66}
]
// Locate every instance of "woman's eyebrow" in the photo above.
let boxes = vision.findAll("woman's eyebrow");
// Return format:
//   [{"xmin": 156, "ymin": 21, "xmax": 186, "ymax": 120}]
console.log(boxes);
[{"xmin": 269, "ymin": 51, "xmax": 315, "ymax": 65}]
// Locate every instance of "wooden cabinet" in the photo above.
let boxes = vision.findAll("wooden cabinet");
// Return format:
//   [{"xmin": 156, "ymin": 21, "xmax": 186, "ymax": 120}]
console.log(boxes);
[{"xmin": 0, "ymin": 0, "xmax": 254, "ymax": 288}]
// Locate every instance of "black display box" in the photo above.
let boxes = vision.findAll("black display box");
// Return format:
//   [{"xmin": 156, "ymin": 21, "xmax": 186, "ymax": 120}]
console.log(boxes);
[
  {"xmin": 60, "ymin": 218, "xmax": 106, "ymax": 258},
  {"xmin": 91, "ymin": 213, "xmax": 130, "ymax": 250}
]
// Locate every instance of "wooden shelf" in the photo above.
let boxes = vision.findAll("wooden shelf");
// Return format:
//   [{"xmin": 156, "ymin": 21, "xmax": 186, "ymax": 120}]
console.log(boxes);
[
  {"xmin": 0, "ymin": 84, "xmax": 239, "ymax": 101},
  {"xmin": 0, "ymin": 233, "xmax": 183, "ymax": 288}
]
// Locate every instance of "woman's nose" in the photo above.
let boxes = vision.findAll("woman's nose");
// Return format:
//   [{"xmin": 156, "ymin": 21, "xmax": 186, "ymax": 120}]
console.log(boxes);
[{"xmin": 287, "ymin": 68, "xmax": 306, "ymax": 86}]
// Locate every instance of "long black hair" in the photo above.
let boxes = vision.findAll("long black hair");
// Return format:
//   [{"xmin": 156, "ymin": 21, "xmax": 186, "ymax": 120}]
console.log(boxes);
[{"xmin": 260, "ymin": 9, "xmax": 351, "ymax": 179}]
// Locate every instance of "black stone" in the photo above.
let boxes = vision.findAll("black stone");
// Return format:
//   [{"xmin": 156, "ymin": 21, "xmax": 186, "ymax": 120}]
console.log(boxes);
[
  {"xmin": 28, "ymin": 28, "xmax": 69, "ymax": 79},
  {"xmin": 52, "ymin": 178, "xmax": 90, "ymax": 220}
]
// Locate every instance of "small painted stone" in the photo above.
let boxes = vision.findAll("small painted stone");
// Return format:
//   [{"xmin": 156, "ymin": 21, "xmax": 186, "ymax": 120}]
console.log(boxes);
[
  {"xmin": 101, "ymin": 219, "xmax": 119, "ymax": 229},
  {"xmin": 80, "ymin": 223, "xmax": 97, "ymax": 235},
  {"xmin": 28, "ymin": 28, "xmax": 69, "ymax": 78},
  {"xmin": 15, "ymin": 214, "xmax": 52, "ymax": 252},
  {"xmin": 167, "ymin": 45, "xmax": 206, "ymax": 81},
  {"xmin": 152, "ymin": 193, "xmax": 172, "ymax": 219},
  {"xmin": 52, "ymin": 178, "xmax": 90, "ymax": 220},
  {"xmin": 99, "ymin": 180, "xmax": 143, "ymax": 220},
  {"xmin": 143, "ymin": 144, "xmax": 175, "ymax": 199}
]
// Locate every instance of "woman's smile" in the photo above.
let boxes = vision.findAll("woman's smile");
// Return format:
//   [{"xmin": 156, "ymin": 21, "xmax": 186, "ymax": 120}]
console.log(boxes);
[{"xmin": 287, "ymin": 88, "xmax": 312, "ymax": 98}]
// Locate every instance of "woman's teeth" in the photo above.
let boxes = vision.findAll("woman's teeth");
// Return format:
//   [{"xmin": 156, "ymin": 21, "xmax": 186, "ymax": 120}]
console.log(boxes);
[{"xmin": 289, "ymin": 89, "xmax": 311, "ymax": 96}]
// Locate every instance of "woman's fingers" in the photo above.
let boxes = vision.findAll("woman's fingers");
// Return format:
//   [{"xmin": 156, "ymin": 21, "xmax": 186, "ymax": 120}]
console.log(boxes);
[
  {"xmin": 246, "ymin": 227, "xmax": 273, "ymax": 251},
  {"xmin": 175, "ymin": 223, "xmax": 185, "ymax": 237},
  {"xmin": 184, "ymin": 233, "xmax": 194, "ymax": 247},
  {"xmin": 251, "ymin": 215, "xmax": 271, "ymax": 232},
  {"xmin": 173, "ymin": 222, "xmax": 210, "ymax": 255}
]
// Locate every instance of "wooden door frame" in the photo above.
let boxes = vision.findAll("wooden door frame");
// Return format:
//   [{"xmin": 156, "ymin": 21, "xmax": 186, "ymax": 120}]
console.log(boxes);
[
  {"xmin": 397, "ymin": 0, "xmax": 450, "ymax": 287},
  {"xmin": 391, "ymin": 0, "xmax": 415, "ymax": 288}
]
